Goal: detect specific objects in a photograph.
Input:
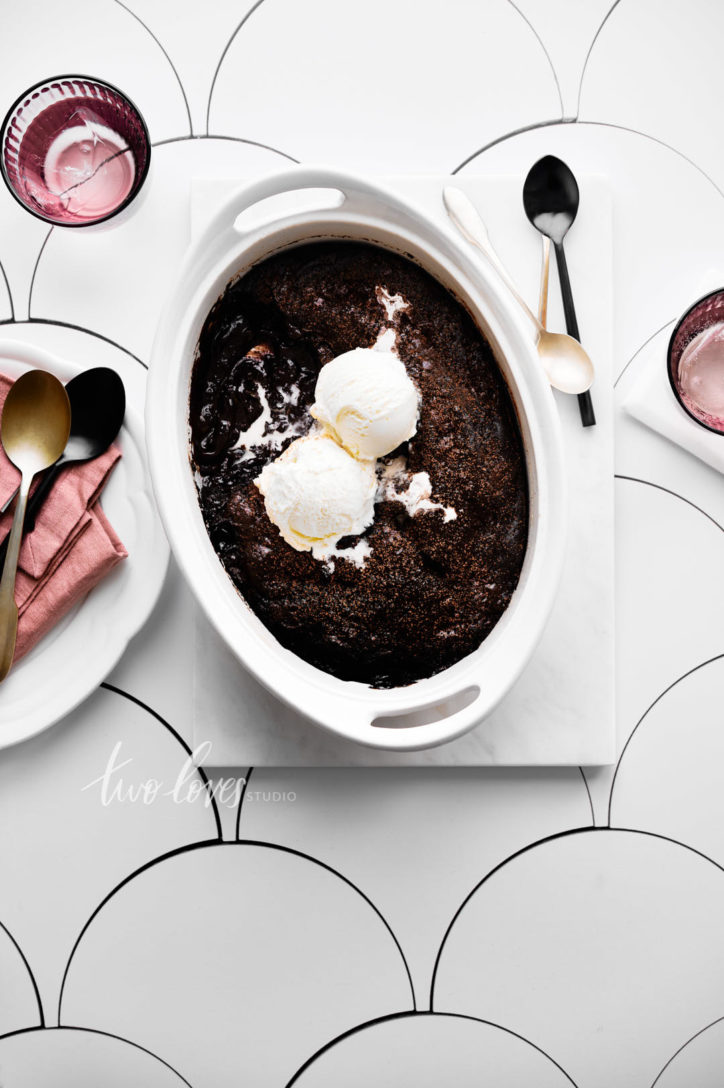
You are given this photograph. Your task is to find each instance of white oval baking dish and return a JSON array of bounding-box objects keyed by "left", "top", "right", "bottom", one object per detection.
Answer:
[{"left": 147, "top": 166, "right": 566, "bottom": 751}]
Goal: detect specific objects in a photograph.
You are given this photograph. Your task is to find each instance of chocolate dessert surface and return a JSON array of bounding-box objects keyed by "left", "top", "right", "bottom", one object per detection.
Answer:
[{"left": 189, "top": 241, "right": 528, "bottom": 688}]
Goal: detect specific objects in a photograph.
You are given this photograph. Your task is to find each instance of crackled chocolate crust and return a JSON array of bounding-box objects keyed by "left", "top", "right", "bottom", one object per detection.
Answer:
[{"left": 189, "top": 241, "right": 528, "bottom": 688}]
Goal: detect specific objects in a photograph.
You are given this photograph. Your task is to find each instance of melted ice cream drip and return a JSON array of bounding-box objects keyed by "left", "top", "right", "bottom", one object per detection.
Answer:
[
  {"left": 373, "top": 286, "right": 411, "bottom": 355},
  {"left": 231, "top": 383, "right": 306, "bottom": 459},
  {"left": 323, "top": 538, "right": 373, "bottom": 573},
  {"left": 376, "top": 285, "right": 410, "bottom": 321},
  {"left": 374, "top": 327, "right": 398, "bottom": 353},
  {"left": 378, "top": 457, "right": 457, "bottom": 522}
]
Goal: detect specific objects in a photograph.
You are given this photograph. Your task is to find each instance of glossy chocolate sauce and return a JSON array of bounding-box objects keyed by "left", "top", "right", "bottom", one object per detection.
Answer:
[{"left": 189, "top": 242, "right": 528, "bottom": 687}]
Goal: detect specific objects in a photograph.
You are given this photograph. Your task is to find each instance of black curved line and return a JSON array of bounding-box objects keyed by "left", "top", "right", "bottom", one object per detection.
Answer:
[
  {"left": 0, "top": 318, "right": 149, "bottom": 371},
  {"left": 24, "top": 221, "right": 147, "bottom": 371},
  {"left": 452, "top": 118, "right": 724, "bottom": 204},
  {"left": 506, "top": 0, "right": 564, "bottom": 119},
  {"left": 615, "top": 475, "right": 724, "bottom": 534},
  {"left": 606, "top": 653, "right": 724, "bottom": 827},
  {"left": 152, "top": 132, "right": 298, "bottom": 163},
  {"left": 583, "top": 120, "right": 724, "bottom": 200},
  {"left": 0, "top": 919, "right": 44, "bottom": 1028},
  {"left": 429, "top": 825, "right": 724, "bottom": 1011},
  {"left": 618, "top": 827, "right": 724, "bottom": 874},
  {"left": 58, "top": 839, "right": 217, "bottom": 1023},
  {"left": 238, "top": 839, "right": 416, "bottom": 1009},
  {"left": 205, "top": 0, "right": 269, "bottom": 136},
  {"left": 150, "top": 135, "right": 199, "bottom": 147},
  {"left": 452, "top": 117, "right": 567, "bottom": 174},
  {"left": 113, "top": 0, "right": 193, "bottom": 136},
  {"left": 285, "top": 1011, "right": 421, "bottom": 1086},
  {"left": 59, "top": 837, "right": 415, "bottom": 1023},
  {"left": 234, "top": 765, "right": 254, "bottom": 841},
  {"left": 650, "top": 1014, "right": 724, "bottom": 1087},
  {"left": 442, "top": 1013, "right": 579, "bottom": 1086},
  {"left": 614, "top": 317, "right": 675, "bottom": 388},
  {"left": 578, "top": 768, "right": 595, "bottom": 826},
  {"left": 285, "top": 1009, "right": 578, "bottom": 1087},
  {"left": 0, "top": 1024, "right": 194, "bottom": 1085},
  {"left": 0, "top": 1025, "right": 43, "bottom": 1041},
  {"left": 576, "top": 0, "right": 623, "bottom": 119},
  {"left": 200, "top": 134, "right": 299, "bottom": 163},
  {"left": 27, "top": 227, "right": 53, "bottom": 320},
  {"left": 0, "top": 257, "right": 14, "bottom": 322},
  {"left": 206, "top": 2, "right": 563, "bottom": 153},
  {"left": 101, "top": 682, "right": 223, "bottom": 841},
  {"left": 429, "top": 825, "right": 593, "bottom": 1008},
  {"left": 611, "top": 476, "right": 724, "bottom": 826}
]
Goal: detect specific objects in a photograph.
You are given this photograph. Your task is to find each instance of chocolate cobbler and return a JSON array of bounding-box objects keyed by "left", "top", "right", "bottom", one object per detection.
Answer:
[{"left": 189, "top": 241, "right": 528, "bottom": 688}]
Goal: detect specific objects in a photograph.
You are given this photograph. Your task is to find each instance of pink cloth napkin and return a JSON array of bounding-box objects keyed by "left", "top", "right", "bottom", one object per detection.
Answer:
[{"left": 0, "top": 373, "right": 127, "bottom": 663}]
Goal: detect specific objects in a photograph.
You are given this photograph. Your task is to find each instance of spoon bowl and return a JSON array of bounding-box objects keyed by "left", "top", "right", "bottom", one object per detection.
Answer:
[
  {"left": 0, "top": 370, "right": 70, "bottom": 679},
  {"left": 62, "top": 366, "right": 126, "bottom": 462},
  {"left": 538, "top": 330, "right": 595, "bottom": 395},
  {"left": 522, "top": 155, "right": 579, "bottom": 245},
  {"left": 2, "top": 370, "right": 70, "bottom": 474},
  {"left": 0, "top": 366, "right": 126, "bottom": 524}
]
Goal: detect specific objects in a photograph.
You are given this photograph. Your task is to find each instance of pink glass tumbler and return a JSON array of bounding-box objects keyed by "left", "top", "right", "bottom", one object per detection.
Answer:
[
  {"left": 1, "top": 76, "right": 150, "bottom": 227},
  {"left": 668, "top": 289, "right": 724, "bottom": 435}
]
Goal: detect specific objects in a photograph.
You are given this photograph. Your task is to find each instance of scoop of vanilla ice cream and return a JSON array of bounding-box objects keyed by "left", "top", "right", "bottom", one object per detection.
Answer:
[
  {"left": 311, "top": 348, "right": 419, "bottom": 460},
  {"left": 255, "top": 432, "right": 376, "bottom": 558}
]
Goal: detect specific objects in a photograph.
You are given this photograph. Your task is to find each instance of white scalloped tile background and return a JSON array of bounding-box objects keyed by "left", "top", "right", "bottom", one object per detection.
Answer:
[{"left": 2, "top": 2, "right": 724, "bottom": 1086}]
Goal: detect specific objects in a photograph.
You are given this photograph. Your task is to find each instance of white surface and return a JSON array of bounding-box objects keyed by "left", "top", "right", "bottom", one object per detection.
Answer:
[
  {"left": 60, "top": 844, "right": 413, "bottom": 1088},
  {"left": 207, "top": 0, "right": 561, "bottom": 170},
  {"left": 237, "top": 765, "right": 592, "bottom": 1004},
  {"left": 191, "top": 173, "right": 615, "bottom": 765},
  {"left": 433, "top": 829, "right": 724, "bottom": 1088},
  {"left": 579, "top": 0, "right": 724, "bottom": 191},
  {"left": 151, "top": 167, "right": 568, "bottom": 751},
  {"left": 0, "top": 340, "right": 169, "bottom": 748},
  {"left": 0, "top": 682, "right": 218, "bottom": 1019},
  {"left": 2, "top": 2, "right": 724, "bottom": 1086},
  {"left": 610, "top": 654, "right": 724, "bottom": 859}
]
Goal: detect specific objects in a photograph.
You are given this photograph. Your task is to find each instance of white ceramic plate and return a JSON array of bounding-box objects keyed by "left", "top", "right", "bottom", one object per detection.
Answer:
[{"left": 0, "top": 339, "right": 169, "bottom": 748}]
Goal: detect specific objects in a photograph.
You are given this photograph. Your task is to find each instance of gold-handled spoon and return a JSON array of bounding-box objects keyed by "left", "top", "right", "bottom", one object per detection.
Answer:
[
  {"left": 443, "top": 186, "right": 594, "bottom": 396},
  {"left": 0, "top": 370, "right": 70, "bottom": 681},
  {"left": 538, "top": 233, "right": 551, "bottom": 331}
]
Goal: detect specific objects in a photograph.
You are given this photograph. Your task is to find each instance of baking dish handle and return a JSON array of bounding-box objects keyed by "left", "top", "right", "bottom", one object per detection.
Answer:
[
  {"left": 317, "top": 683, "right": 496, "bottom": 752},
  {"left": 204, "top": 164, "right": 421, "bottom": 239}
]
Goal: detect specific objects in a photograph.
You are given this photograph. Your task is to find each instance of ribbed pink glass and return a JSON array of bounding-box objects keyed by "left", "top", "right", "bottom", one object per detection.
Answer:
[
  {"left": 668, "top": 289, "right": 724, "bottom": 435},
  {"left": 1, "top": 76, "right": 150, "bottom": 227}
]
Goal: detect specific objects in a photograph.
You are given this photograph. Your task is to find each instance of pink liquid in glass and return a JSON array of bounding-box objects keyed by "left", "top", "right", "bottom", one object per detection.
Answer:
[
  {"left": 677, "top": 322, "right": 724, "bottom": 428},
  {"left": 42, "top": 116, "right": 134, "bottom": 220}
]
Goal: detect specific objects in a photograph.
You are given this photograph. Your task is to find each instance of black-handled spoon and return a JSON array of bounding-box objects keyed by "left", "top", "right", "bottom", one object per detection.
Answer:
[
  {"left": 523, "top": 155, "right": 596, "bottom": 428},
  {"left": 0, "top": 367, "right": 125, "bottom": 564}
]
